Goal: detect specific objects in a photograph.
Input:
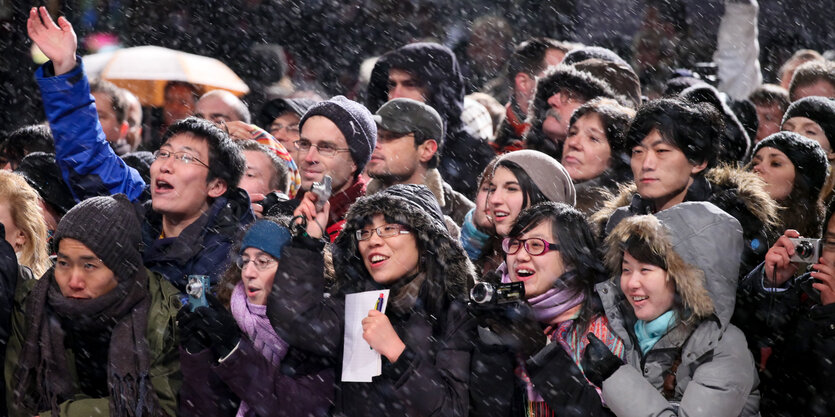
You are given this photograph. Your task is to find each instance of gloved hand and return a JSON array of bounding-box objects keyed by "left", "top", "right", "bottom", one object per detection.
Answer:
[
  {"left": 476, "top": 302, "right": 546, "bottom": 359},
  {"left": 581, "top": 333, "right": 624, "bottom": 387},
  {"left": 176, "top": 306, "right": 210, "bottom": 354},
  {"left": 186, "top": 294, "right": 242, "bottom": 360}
]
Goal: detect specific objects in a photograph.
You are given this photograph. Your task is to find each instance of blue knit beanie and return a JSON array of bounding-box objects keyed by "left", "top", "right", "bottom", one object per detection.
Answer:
[{"left": 240, "top": 219, "right": 292, "bottom": 259}]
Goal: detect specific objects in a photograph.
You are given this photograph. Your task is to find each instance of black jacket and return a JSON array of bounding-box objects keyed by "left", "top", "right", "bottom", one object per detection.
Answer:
[
  {"left": 366, "top": 43, "right": 494, "bottom": 198},
  {"left": 267, "top": 186, "right": 477, "bottom": 416}
]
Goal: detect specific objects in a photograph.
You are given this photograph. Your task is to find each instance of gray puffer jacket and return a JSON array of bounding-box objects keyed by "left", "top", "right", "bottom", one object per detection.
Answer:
[{"left": 597, "top": 202, "right": 760, "bottom": 416}]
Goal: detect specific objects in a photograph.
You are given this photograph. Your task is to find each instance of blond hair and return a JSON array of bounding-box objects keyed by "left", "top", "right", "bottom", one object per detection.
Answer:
[{"left": 0, "top": 171, "right": 49, "bottom": 277}]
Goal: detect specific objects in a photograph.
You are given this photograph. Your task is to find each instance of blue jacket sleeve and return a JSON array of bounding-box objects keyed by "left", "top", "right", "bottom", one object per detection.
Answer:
[{"left": 35, "top": 59, "right": 146, "bottom": 202}]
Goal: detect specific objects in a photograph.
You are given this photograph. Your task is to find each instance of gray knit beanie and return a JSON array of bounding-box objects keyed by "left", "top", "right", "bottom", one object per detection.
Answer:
[
  {"left": 497, "top": 150, "right": 577, "bottom": 206},
  {"left": 53, "top": 194, "right": 143, "bottom": 281},
  {"left": 299, "top": 95, "right": 378, "bottom": 174}
]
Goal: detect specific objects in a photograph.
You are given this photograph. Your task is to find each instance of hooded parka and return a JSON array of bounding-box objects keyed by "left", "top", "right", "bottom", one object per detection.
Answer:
[{"left": 598, "top": 202, "right": 760, "bottom": 416}]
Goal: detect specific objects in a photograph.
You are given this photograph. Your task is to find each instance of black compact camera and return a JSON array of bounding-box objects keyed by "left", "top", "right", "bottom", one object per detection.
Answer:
[
  {"left": 470, "top": 281, "right": 525, "bottom": 307},
  {"left": 790, "top": 238, "right": 821, "bottom": 264}
]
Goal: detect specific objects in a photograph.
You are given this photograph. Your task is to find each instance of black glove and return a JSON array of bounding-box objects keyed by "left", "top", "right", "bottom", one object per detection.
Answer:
[
  {"left": 476, "top": 302, "right": 546, "bottom": 359},
  {"left": 581, "top": 333, "right": 624, "bottom": 387},
  {"left": 186, "top": 294, "right": 242, "bottom": 360},
  {"left": 176, "top": 306, "right": 210, "bottom": 354}
]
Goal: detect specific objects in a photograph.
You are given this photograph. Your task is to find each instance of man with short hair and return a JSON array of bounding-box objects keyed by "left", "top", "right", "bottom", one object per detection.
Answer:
[
  {"left": 367, "top": 98, "right": 474, "bottom": 224},
  {"left": 237, "top": 140, "right": 290, "bottom": 218},
  {"left": 788, "top": 59, "right": 835, "bottom": 101},
  {"left": 749, "top": 84, "right": 791, "bottom": 143},
  {"left": 523, "top": 65, "right": 617, "bottom": 160},
  {"left": 6, "top": 194, "right": 181, "bottom": 416},
  {"left": 90, "top": 78, "right": 131, "bottom": 155},
  {"left": 493, "top": 37, "right": 571, "bottom": 153},
  {"left": 0, "top": 124, "right": 54, "bottom": 170},
  {"left": 195, "top": 89, "right": 251, "bottom": 124},
  {"left": 28, "top": 8, "right": 253, "bottom": 289},
  {"left": 257, "top": 97, "right": 318, "bottom": 162},
  {"left": 366, "top": 42, "right": 495, "bottom": 197}
]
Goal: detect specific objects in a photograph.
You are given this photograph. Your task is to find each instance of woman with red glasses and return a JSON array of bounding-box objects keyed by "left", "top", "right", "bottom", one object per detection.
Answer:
[{"left": 470, "top": 202, "right": 624, "bottom": 416}]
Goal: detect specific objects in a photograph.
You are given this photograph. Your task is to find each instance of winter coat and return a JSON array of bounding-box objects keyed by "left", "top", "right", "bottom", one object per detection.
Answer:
[
  {"left": 523, "top": 65, "right": 618, "bottom": 161},
  {"left": 0, "top": 231, "right": 20, "bottom": 416},
  {"left": 4, "top": 269, "right": 182, "bottom": 417},
  {"left": 366, "top": 43, "right": 495, "bottom": 198},
  {"left": 592, "top": 166, "right": 780, "bottom": 282},
  {"left": 179, "top": 342, "right": 334, "bottom": 417},
  {"left": 737, "top": 264, "right": 835, "bottom": 416},
  {"left": 598, "top": 202, "right": 760, "bottom": 417},
  {"left": 573, "top": 163, "right": 633, "bottom": 216},
  {"left": 140, "top": 188, "right": 255, "bottom": 291},
  {"left": 267, "top": 186, "right": 477, "bottom": 417},
  {"left": 365, "top": 168, "right": 475, "bottom": 226},
  {"left": 35, "top": 60, "right": 255, "bottom": 292}
]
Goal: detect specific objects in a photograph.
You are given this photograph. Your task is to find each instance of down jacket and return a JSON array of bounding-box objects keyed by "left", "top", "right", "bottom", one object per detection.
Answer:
[
  {"left": 267, "top": 184, "right": 477, "bottom": 416},
  {"left": 598, "top": 202, "right": 760, "bottom": 416}
]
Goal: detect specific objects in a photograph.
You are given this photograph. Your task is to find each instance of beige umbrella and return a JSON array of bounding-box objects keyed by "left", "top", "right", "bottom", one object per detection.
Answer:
[{"left": 90, "top": 45, "right": 249, "bottom": 106}]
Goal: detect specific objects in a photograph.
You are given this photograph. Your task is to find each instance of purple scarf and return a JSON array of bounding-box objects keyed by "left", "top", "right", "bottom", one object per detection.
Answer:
[
  {"left": 499, "top": 263, "right": 585, "bottom": 323},
  {"left": 230, "top": 282, "right": 290, "bottom": 417}
]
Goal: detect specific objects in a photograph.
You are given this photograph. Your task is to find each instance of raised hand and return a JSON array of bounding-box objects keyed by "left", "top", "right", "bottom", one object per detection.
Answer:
[
  {"left": 763, "top": 230, "right": 801, "bottom": 287},
  {"left": 293, "top": 191, "right": 330, "bottom": 239},
  {"left": 811, "top": 257, "right": 835, "bottom": 306},
  {"left": 26, "top": 6, "right": 77, "bottom": 76}
]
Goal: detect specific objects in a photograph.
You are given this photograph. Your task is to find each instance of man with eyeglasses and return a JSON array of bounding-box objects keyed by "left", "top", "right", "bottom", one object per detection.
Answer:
[
  {"left": 257, "top": 97, "right": 318, "bottom": 163},
  {"left": 281, "top": 95, "right": 376, "bottom": 242},
  {"left": 366, "top": 98, "right": 474, "bottom": 225},
  {"left": 523, "top": 64, "right": 617, "bottom": 160},
  {"left": 27, "top": 9, "right": 254, "bottom": 291}
]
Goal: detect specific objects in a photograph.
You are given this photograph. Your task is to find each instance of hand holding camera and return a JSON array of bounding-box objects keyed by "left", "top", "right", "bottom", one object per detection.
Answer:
[
  {"left": 472, "top": 282, "right": 545, "bottom": 358},
  {"left": 763, "top": 230, "right": 804, "bottom": 288},
  {"left": 293, "top": 175, "right": 331, "bottom": 239},
  {"left": 177, "top": 291, "right": 241, "bottom": 360}
]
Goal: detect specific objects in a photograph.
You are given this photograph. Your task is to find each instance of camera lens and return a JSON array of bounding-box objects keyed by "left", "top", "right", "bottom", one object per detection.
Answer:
[
  {"left": 470, "top": 283, "right": 493, "bottom": 304},
  {"left": 797, "top": 242, "right": 813, "bottom": 258}
]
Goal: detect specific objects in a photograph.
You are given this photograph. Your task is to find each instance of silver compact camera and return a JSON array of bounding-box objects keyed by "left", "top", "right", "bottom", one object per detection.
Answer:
[
  {"left": 790, "top": 238, "right": 821, "bottom": 264},
  {"left": 310, "top": 175, "right": 332, "bottom": 211}
]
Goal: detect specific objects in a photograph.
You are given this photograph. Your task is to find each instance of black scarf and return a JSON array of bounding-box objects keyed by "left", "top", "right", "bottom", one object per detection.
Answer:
[{"left": 12, "top": 267, "right": 165, "bottom": 417}]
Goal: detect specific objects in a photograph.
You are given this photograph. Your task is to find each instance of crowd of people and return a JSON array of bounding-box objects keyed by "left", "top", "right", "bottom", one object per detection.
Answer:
[{"left": 0, "top": 2, "right": 833, "bottom": 416}]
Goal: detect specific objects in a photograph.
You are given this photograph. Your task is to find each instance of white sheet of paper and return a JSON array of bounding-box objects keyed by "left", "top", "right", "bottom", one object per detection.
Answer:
[{"left": 341, "top": 289, "right": 390, "bottom": 382}]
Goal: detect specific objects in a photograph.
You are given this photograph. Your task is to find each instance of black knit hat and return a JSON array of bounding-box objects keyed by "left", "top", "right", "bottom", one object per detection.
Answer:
[
  {"left": 299, "top": 95, "right": 378, "bottom": 174},
  {"left": 121, "top": 151, "right": 155, "bottom": 184},
  {"left": 753, "top": 131, "right": 828, "bottom": 197},
  {"left": 53, "top": 194, "right": 142, "bottom": 281},
  {"left": 781, "top": 96, "right": 835, "bottom": 150},
  {"left": 14, "top": 152, "right": 75, "bottom": 216},
  {"left": 378, "top": 184, "right": 447, "bottom": 233}
]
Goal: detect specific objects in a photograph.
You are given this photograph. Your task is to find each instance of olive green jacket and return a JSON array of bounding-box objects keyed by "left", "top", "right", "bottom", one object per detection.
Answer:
[{"left": 5, "top": 269, "right": 182, "bottom": 417}]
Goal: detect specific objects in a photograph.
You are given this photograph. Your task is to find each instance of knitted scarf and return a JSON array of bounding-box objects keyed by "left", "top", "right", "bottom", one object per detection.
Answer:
[
  {"left": 230, "top": 282, "right": 289, "bottom": 417},
  {"left": 634, "top": 310, "right": 677, "bottom": 354},
  {"left": 500, "top": 265, "right": 585, "bottom": 323},
  {"left": 13, "top": 268, "right": 163, "bottom": 417}
]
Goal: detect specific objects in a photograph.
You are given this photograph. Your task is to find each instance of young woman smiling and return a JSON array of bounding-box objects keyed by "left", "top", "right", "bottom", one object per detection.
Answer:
[
  {"left": 586, "top": 202, "right": 760, "bottom": 416},
  {"left": 471, "top": 202, "right": 625, "bottom": 416},
  {"left": 267, "top": 184, "right": 477, "bottom": 416}
]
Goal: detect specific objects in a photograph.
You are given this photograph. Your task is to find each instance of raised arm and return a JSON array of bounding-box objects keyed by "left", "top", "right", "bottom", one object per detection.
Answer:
[{"left": 28, "top": 7, "right": 145, "bottom": 202}]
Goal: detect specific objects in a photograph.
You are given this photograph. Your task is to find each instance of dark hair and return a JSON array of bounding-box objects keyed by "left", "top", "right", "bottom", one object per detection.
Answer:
[
  {"left": 164, "top": 81, "right": 200, "bottom": 101},
  {"left": 618, "top": 234, "right": 687, "bottom": 320},
  {"left": 789, "top": 60, "right": 835, "bottom": 101},
  {"left": 570, "top": 97, "right": 636, "bottom": 156},
  {"left": 494, "top": 160, "right": 549, "bottom": 209},
  {"left": 749, "top": 84, "right": 790, "bottom": 112},
  {"left": 161, "top": 117, "right": 245, "bottom": 191},
  {"left": 0, "top": 125, "right": 55, "bottom": 169},
  {"left": 625, "top": 98, "right": 723, "bottom": 170},
  {"left": 412, "top": 130, "right": 440, "bottom": 168},
  {"left": 508, "top": 202, "right": 607, "bottom": 333},
  {"left": 90, "top": 78, "right": 128, "bottom": 123},
  {"left": 237, "top": 140, "right": 290, "bottom": 193},
  {"left": 507, "top": 37, "right": 570, "bottom": 81}
]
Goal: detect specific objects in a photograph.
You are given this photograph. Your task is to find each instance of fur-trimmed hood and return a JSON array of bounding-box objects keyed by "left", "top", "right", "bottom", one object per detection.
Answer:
[
  {"left": 331, "top": 184, "right": 475, "bottom": 303},
  {"left": 602, "top": 201, "right": 743, "bottom": 326},
  {"left": 523, "top": 65, "right": 618, "bottom": 159}
]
